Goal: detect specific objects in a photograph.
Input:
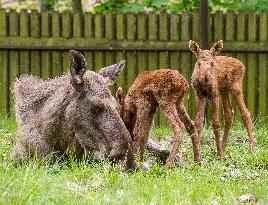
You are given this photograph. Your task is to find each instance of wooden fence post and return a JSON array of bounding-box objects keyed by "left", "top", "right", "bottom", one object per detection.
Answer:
[{"left": 200, "top": 0, "right": 208, "bottom": 49}]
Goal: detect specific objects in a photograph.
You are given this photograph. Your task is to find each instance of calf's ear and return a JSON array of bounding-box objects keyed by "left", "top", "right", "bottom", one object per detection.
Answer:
[
  {"left": 189, "top": 40, "right": 201, "bottom": 57},
  {"left": 210, "top": 40, "right": 223, "bottom": 56},
  {"left": 69, "top": 50, "right": 86, "bottom": 84},
  {"left": 98, "top": 60, "right": 126, "bottom": 85},
  {"left": 116, "top": 87, "right": 125, "bottom": 106}
]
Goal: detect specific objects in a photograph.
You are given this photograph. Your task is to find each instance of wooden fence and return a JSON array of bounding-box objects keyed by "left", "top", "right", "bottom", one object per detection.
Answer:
[{"left": 0, "top": 10, "right": 267, "bottom": 125}]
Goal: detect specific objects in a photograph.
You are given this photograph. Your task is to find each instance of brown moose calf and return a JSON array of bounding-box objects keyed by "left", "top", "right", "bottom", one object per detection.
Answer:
[
  {"left": 116, "top": 69, "right": 201, "bottom": 167},
  {"left": 189, "top": 40, "right": 256, "bottom": 157},
  {"left": 12, "top": 50, "right": 135, "bottom": 169}
]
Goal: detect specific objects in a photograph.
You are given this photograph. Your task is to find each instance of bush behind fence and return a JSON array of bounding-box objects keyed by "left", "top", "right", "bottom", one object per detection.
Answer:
[{"left": 0, "top": 10, "right": 267, "bottom": 125}]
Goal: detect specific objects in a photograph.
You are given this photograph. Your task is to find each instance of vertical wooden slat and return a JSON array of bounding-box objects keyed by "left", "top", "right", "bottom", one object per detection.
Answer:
[
  {"left": 180, "top": 13, "right": 191, "bottom": 117},
  {"left": 95, "top": 13, "right": 103, "bottom": 40},
  {"left": 105, "top": 13, "right": 113, "bottom": 40},
  {"left": 51, "top": 11, "right": 61, "bottom": 77},
  {"left": 0, "top": 51, "right": 8, "bottom": 113},
  {"left": 137, "top": 13, "right": 146, "bottom": 40},
  {"left": 170, "top": 14, "right": 179, "bottom": 41},
  {"left": 62, "top": 11, "right": 72, "bottom": 38},
  {"left": 126, "top": 14, "right": 137, "bottom": 91},
  {"left": 159, "top": 12, "right": 168, "bottom": 41},
  {"left": 236, "top": 13, "right": 247, "bottom": 122},
  {"left": 19, "top": 10, "right": 30, "bottom": 75},
  {"left": 116, "top": 14, "right": 126, "bottom": 92},
  {"left": 62, "top": 11, "right": 72, "bottom": 73},
  {"left": 73, "top": 12, "right": 82, "bottom": 37},
  {"left": 84, "top": 13, "right": 93, "bottom": 38},
  {"left": 258, "top": 12, "right": 267, "bottom": 118},
  {"left": 41, "top": 11, "right": 50, "bottom": 79},
  {"left": 148, "top": 12, "right": 158, "bottom": 41},
  {"left": 0, "top": 10, "right": 8, "bottom": 113},
  {"left": 94, "top": 13, "right": 104, "bottom": 71},
  {"left": 30, "top": 10, "right": 41, "bottom": 77},
  {"left": 105, "top": 14, "right": 116, "bottom": 92},
  {"left": 247, "top": 12, "right": 257, "bottom": 119},
  {"left": 214, "top": 11, "right": 224, "bottom": 41},
  {"left": 9, "top": 10, "right": 20, "bottom": 112},
  {"left": 169, "top": 13, "right": 180, "bottom": 77}
]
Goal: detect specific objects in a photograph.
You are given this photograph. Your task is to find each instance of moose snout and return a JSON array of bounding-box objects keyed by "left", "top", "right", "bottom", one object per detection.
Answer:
[{"left": 200, "top": 74, "right": 211, "bottom": 83}]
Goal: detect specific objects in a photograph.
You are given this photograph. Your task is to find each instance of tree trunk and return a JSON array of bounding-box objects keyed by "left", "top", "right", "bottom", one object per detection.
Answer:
[{"left": 72, "top": 0, "right": 83, "bottom": 12}]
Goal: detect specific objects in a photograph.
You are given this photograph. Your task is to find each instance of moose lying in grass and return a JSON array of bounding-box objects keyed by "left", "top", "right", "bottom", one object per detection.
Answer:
[
  {"left": 11, "top": 50, "right": 136, "bottom": 169},
  {"left": 11, "top": 50, "right": 173, "bottom": 169}
]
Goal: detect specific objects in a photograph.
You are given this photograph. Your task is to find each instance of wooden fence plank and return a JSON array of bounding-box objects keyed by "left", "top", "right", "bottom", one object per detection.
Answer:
[
  {"left": 19, "top": 10, "right": 30, "bottom": 76},
  {"left": 214, "top": 11, "right": 224, "bottom": 41},
  {"left": 258, "top": 13, "right": 268, "bottom": 118},
  {"left": 9, "top": 10, "right": 20, "bottom": 112},
  {"left": 115, "top": 14, "right": 126, "bottom": 92},
  {"left": 137, "top": 13, "right": 146, "bottom": 40},
  {"left": 236, "top": 13, "right": 247, "bottom": 122},
  {"left": 51, "top": 11, "right": 61, "bottom": 77},
  {"left": 62, "top": 11, "right": 72, "bottom": 38},
  {"left": 247, "top": 12, "right": 257, "bottom": 119},
  {"left": 41, "top": 11, "right": 51, "bottom": 79},
  {"left": 0, "top": 10, "right": 8, "bottom": 113},
  {"left": 73, "top": 12, "right": 82, "bottom": 37},
  {"left": 30, "top": 10, "right": 41, "bottom": 77},
  {"left": 180, "top": 13, "right": 192, "bottom": 117},
  {"left": 84, "top": 13, "right": 94, "bottom": 38},
  {"left": 126, "top": 14, "right": 137, "bottom": 90},
  {"left": 116, "top": 13, "right": 124, "bottom": 40},
  {"left": 170, "top": 13, "right": 179, "bottom": 41}
]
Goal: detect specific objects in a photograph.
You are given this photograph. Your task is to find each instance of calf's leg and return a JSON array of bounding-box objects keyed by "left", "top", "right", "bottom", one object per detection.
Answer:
[
  {"left": 177, "top": 102, "right": 201, "bottom": 164},
  {"left": 231, "top": 84, "right": 256, "bottom": 153},
  {"left": 158, "top": 101, "right": 184, "bottom": 167},
  {"left": 220, "top": 90, "right": 234, "bottom": 152}
]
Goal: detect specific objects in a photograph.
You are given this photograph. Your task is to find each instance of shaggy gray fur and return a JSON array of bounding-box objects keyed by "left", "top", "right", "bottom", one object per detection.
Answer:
[{"left": 11, "top": 50, "right": 135, "bottom": 169}]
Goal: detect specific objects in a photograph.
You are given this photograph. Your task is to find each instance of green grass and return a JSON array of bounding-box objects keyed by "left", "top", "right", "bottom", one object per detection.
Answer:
[{"left": 0, "top": 115, "right": 267, "bottom": 205}]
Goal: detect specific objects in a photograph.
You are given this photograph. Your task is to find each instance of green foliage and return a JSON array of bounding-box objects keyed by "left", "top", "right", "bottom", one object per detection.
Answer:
[
  {"left": 92, "top": 0, "right": 268, "bottom": 13},
  {"left": 210, "top": 0, "right": 268, "bottom": 12}
]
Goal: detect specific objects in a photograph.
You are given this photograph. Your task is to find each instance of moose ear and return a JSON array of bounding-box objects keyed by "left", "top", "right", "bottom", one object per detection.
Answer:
[
  {"left": 210, "top": 40, "right": 223, "bottom": 56},
  {"left": 98, "top": 60, "right": 126, "bottom": 85},
  {"left": 189, "top": 40, "right": 201, "bottom": 57},
  {"left": 69, "top": 50, "right": 86, "bottom": 84}
]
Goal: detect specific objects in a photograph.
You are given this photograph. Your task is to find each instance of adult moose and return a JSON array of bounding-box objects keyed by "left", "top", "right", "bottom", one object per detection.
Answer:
[
  {"left": 189, "top": 40, "right": 256, "bottom": 157},
  {"left": 11, "top": 50, "right": 135, "bottom": 169}
]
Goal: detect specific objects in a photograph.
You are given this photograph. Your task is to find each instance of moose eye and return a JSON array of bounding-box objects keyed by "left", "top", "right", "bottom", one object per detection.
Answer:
[
  {"left": 91, "top": 104, "right": 104, "bottom": 115},
  {"left": 198, "top": 62, "right": 201, "bottom": 66}
]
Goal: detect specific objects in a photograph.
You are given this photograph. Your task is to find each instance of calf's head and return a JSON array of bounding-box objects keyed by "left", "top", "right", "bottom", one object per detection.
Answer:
[
  {"left": 189, "top": 40, "right": 223, "bottom": 82},
  {"left": 68, "top": 50, "right": 134, "bottom": 169}
]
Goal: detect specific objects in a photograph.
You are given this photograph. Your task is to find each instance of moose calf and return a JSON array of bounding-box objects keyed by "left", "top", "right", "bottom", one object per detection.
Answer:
[
  {"left": 116, "top": 69, "right": 201, "bottom": 167},
  {"left": 189, "top": 40, "right": 256, "bottom": 157},
  {"left": 12, "top": 50, "right": 135, "bottom": 169}
]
